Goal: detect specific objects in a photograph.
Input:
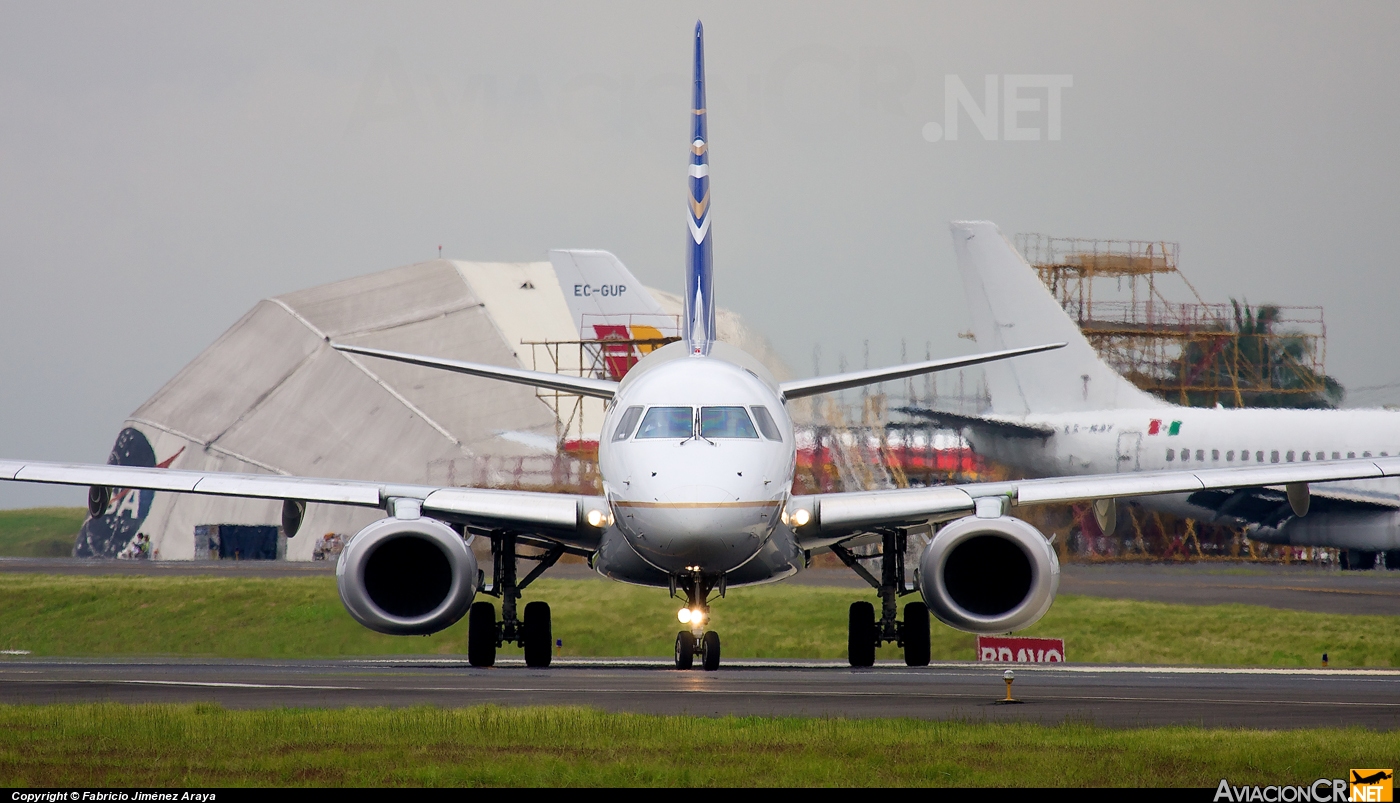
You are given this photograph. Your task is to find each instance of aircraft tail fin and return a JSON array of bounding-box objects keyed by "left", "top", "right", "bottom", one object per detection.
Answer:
[
  {"left": 548, "top": 249, "right": 675, "bottom": 340},
  {"left": 950, "top": 220, "right": 1169, "bottom": 415},
  {"left": 684, "top": 21, "right": 716, "bottom": 356}
]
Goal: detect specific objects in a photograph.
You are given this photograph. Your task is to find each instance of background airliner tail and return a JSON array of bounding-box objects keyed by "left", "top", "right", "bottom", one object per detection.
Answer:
[
  {"left": 548, "top": 249, "right": 676, "bottom": 341},
  {"left": 951, "top": 220, "right": 1168, "bottom": 415},
  {"left": 685, "top": 21, "right": 716, "bottom": 356}
]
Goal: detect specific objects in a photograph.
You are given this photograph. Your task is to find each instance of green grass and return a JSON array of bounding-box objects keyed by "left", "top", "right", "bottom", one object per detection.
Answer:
[
  {"left": 0, "top": 574, "right": 1396, "bottom": 666},
  {"left": 0, "top": 704, "right": 1392, "bottom": 786},
  {"left": 0, "top": 508, "right": 80, "bottom": 557}
]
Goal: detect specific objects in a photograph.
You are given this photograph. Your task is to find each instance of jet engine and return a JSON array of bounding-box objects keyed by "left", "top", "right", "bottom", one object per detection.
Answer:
[
  {"left": 917, "top": 515, "right": 1059, "bottom": 634},
  {"left": 336, "top": 516, "right": 478, "bottom": 636}
]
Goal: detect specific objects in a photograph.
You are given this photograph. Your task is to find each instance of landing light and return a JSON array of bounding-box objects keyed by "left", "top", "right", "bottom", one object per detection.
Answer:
[
  {"left": 678, "top": 608, "right": 692, "bottom": 624},
  {"left": 791, "top": 508, "right": 811, "bottom": 527},
  {"left": 586, "top": 509, "right": 611, "bottom": 528}
]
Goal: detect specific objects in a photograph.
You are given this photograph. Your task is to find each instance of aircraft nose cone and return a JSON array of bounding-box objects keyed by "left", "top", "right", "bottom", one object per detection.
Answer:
[
  {"left": 662, "top": 485, "right": 730, "bottom": 505},
  {"left": 616, "top": 486, "right": 776, "bottom": 574}
]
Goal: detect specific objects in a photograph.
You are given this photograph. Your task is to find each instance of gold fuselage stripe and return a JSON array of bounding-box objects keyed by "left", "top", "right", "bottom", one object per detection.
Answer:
[{"left": 613, "top": 500, "right": 780, "bottom": 509}]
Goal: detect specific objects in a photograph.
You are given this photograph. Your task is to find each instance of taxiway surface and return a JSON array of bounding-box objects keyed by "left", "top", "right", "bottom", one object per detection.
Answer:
[{"left": 2, "top": 657, "right": 1397, "bottom": 729}]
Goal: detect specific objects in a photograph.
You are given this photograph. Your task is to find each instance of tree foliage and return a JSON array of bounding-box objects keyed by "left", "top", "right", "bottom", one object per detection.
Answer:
[{"left": 1174, "top": 300, "right": 1344, "bottom": 409}]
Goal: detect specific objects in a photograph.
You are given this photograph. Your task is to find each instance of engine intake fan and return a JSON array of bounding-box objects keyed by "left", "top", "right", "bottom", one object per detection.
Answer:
[
  {"left": 918, "top": 515, "right": 1059, "bottom": 634},
  {"left": 336, "top": 516, "right": 478, "bottom": 635}
]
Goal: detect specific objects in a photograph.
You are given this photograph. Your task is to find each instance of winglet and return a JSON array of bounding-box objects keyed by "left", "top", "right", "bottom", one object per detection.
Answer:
[{"left": 685, "top": 21, "right": 716, "bottom": 356}]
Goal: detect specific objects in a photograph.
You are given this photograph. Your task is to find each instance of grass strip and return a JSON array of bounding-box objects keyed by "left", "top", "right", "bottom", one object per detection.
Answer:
[
  {"left": 0, "top": 574, "right": 1396, "bottom": 666},
  {"left": 0, "top": 703, "right": 1393, "bottom": 786},
  {"left": 0, "top": 508, "right": 81, "bottom": 557}
]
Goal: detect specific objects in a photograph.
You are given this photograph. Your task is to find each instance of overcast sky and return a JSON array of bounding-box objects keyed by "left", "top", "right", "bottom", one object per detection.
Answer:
[{"left": 3, "top": 1, "right": 1399, "bottom": 507}]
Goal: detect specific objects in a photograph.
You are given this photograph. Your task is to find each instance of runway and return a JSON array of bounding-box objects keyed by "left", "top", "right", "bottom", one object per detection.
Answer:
[{"left": 2, "top": 656, "right": 1397, "bottom": 729}]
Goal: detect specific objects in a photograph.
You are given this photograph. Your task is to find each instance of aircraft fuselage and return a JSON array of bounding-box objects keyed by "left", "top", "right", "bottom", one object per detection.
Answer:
[
  {"left": 969, "top": 406, "right": 1400, "bottom": 550},
  {"left": 597, "top": 342, "right": 798, "bottom": 581}
]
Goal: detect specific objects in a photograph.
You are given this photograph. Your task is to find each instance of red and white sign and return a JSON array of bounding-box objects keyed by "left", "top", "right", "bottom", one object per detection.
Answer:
[{"left": 976, "top": 636, "right": 1065, "bottom": 663}]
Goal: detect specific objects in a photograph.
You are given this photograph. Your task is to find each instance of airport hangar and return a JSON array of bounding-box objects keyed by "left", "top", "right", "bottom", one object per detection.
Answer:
[{"left": 75, "top": 256, "right": 792, "bottom": 561}]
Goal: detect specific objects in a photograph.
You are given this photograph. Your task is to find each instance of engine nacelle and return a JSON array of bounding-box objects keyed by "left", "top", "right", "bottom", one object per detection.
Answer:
[
  {"left": 918, "top": 515, "right": 1059, "bottom": 634},
  {"left": 336, "top": 516, "right": 478, "bottom": 636}
]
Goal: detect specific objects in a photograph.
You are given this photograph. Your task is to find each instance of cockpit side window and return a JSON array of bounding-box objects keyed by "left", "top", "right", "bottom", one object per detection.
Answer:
[
  {"left": 635, "top": 407, "right": 694, "bottom": 439},
  {"left": 749, "top": 405, "right": 782, "bottom": 441},
  {"left": 612, "top": 406, "right": 644, "bottom": 442},
  {"left": 700, "top": 406, "right": 759, "bottom": 439}
]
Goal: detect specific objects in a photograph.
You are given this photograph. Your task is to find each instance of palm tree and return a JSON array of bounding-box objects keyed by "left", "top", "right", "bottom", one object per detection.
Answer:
[{"left": 1173, "top": 301, "right": 1343, "bottom": 409}]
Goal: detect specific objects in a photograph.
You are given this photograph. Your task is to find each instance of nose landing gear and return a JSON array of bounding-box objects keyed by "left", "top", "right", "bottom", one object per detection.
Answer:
[
  {"left": 833, "top": 528, "right": 931, "bottom": 668},
  {"left": 672, "top": 573, "right": 723, "bottom": 670}
]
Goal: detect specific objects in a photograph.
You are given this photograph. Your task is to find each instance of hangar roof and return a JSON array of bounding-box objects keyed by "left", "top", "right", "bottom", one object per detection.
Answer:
[{"left": 129, "top": 258, "right": 793, "bottom": 484}]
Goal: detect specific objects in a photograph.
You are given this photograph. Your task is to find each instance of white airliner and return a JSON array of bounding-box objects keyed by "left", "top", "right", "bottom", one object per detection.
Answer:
[
  {"left": 916, "top": 221, "right": 1400, "bottom": 569},
  {"left": 4, "top": 25, "right": 1399, "bottom": 670}
]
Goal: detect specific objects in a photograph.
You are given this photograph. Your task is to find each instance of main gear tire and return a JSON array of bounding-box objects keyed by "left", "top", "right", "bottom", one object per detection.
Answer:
[
  {"left": 523, "top": 600, "right": 553, "bottom": 668},
  {"left": 468, "top": 601, "right": 497, "bottom": 668},
  {"left": 902, "top": 601, "right": 931, "bottom": 667},
  {"left": 848, "top": 601, "right": 876, "bottom": 667}
]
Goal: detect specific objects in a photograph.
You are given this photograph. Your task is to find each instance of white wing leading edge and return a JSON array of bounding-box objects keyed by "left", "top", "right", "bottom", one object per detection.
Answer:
[
  {"left": 778, "top": 343, "right": 1066, "bottom": 399},
  {"left": 786, "top": 456, "right": 1400, "bottom": 545},
  {"left": 0, "top": 459, "right": 610, "bottom": 545},
  {"left": 332, "top": 344, "right": 619, "bottom": 400},
  {"left": 7, "top": 454, "right": 1395, "bottom": 550}
]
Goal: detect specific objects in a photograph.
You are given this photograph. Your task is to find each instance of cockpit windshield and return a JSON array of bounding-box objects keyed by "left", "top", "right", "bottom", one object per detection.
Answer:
[
  {"left": 700, "top": 406, "right": 759, "bottom": 439},
  {"left": 749, "top": 405, "right": 782, "bottom": 441},
  {"left": 612, "top": 406, "right": 644, "bottom": 442},
  {"left": 635, "top": 407, "right": 694, "bottom": 439}
]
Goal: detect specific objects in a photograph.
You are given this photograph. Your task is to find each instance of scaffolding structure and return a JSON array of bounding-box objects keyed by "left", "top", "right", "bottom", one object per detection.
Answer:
[
  {"left": 1007, "top": 233, "right": 1339, "bottom": 563},
  {"left": 798, "top": 363, "right": 995, "bottom": 497},
  {"left": 523, "top": 315, "right": 681, "bottom": 455},
  {"left": 1016, "top": 234, "right": 1331, "bottom": 408}
]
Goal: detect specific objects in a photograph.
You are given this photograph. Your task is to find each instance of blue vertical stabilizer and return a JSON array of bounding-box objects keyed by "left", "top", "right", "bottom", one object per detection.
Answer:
[{"left": 685, "top": 21, "right": 716, "bottom": 355}]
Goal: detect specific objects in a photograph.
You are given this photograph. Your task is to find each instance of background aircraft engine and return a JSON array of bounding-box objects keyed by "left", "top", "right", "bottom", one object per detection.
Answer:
[
  {"left": 918, "top": 515, "right": 1059, "bottom": 634},
  {"left": 336, "top": 516, "right": 478, "bottom": 636}
]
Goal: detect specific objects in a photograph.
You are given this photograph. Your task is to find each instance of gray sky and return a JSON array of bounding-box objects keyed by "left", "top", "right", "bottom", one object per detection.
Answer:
[{"left": 3, "top": 1, "right": 1399, "bottom": 508}]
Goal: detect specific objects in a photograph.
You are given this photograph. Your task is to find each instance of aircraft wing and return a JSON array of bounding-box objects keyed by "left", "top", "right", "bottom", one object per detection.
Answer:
[
  {"left": 1187, "top": 483, "right": 1400, "bottom": 528},
  {"left": 893, "top": 406, "right": 1055, "bottom": 439},
  {"left": 790, "top": 456, "right": 1400, "bottom": 543},
  {"left": 0, "top": 459, "right": 607, "bottom": 541},
  {"left": 333, "top": 344, "right": 619, "bottom": 400},
  {"left": 777, "top": 343, "right": 1065, "bottom": 399}
]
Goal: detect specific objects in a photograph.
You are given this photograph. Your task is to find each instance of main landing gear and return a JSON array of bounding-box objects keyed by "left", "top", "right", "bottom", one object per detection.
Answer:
[
  {"left": 832, "top": 528, "right": 931, "bottom": 668},
  {"left": 467, "top": 531, "right": 565, "bottom": 669},
  {"left": 673, "top": 573, "right": 724, "bottom": 671}
]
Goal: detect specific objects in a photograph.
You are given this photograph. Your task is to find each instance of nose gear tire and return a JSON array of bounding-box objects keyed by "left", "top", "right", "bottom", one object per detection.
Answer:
[
  {"left": 523, "top": 600, "right": 553, "bottom": 668},
  {"left": 701, "top": 630, "right": 721, "bottom": 671},
  {"left": 468, "top": 601, "right": 497, "bottom": 667},
  {"left": 902, "top": 601, "right": 931, "bottom": 666},
  {"left": 848, "top": 601, "right": 876, "bottom": 667},
  {"left": 674, "top": 631, "right": 695, "bottom": 669}
]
